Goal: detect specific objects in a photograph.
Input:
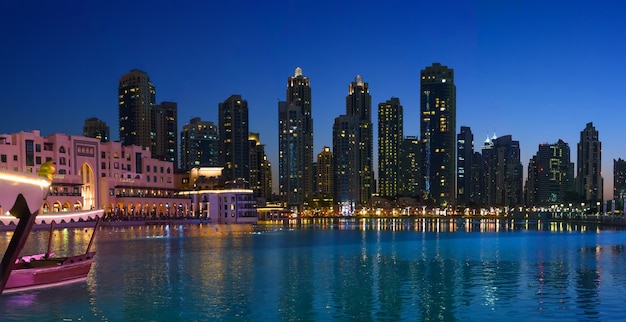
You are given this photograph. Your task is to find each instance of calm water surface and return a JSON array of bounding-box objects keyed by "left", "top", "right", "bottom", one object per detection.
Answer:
[{"left": 1, "top": 218, "right": 626, "bottom": 321}]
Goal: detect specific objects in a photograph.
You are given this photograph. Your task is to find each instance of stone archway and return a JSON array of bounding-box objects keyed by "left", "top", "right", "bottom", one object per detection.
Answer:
[{"left": 80, "top": 162, "right": 96, "bottom": 210}]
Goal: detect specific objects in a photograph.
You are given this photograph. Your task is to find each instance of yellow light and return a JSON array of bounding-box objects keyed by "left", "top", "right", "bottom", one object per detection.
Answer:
[{"left": 0, "top": 172, "right": 51, "bottom": 189}]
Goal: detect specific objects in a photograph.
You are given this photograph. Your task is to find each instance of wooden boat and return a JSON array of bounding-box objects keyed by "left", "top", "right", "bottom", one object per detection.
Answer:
[{"left": 0, "top": 209, "right": 103, "bottom": 294}]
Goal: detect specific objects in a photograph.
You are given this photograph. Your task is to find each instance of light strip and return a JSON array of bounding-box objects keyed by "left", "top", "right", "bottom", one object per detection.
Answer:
[{"left": 0, "top": 172, "right": 51, "bottom": 189}]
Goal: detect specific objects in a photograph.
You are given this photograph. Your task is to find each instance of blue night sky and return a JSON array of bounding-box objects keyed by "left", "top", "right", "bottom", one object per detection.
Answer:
[{"left": 1, "top": 1, "right": 625, "bottom": 199}]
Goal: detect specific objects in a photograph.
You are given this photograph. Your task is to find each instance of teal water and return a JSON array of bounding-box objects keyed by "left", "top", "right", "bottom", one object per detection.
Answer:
[{"left": 1, "top": 218, "right": 626, "bottom": 321}]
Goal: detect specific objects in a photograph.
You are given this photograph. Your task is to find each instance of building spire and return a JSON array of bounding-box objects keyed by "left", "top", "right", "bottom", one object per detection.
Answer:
[{"left": 295, "top": 67, "right": 302, "bottom": 77}]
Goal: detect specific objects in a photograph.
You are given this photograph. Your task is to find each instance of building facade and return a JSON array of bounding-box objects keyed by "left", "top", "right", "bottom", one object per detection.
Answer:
[
  {"left": 420, "top": 63, "right": 456, "bottom": 207},
  {"left": 333, "top": 115, "right": 359, "bottom": 214},
  {"left": 614, "top": 158, "right": 626, "bottom": 210},
  {"left": 0, "top": 130, "right": 190, "bottom": 218},
  {"left": 218, "top": 95, "right": 249, "bottom": 185},
  {"left": 377, "top": 98, "right": 403, "bottom": 198}
]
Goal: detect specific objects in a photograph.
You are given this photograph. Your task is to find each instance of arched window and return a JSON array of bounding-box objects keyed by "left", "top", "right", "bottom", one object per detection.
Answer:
[
  {"left": 59, "top": 157, "right": 66, "bottom": 165},
  {"left": 59, "top": 146, "right": 66, "bottom": 153},
  {"left": 58, "top": 169, "right": 67, "bottom": 174}
]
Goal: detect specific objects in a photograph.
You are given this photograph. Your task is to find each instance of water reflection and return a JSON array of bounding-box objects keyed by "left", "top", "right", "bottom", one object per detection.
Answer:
[{"left": 1, "top": 219, "right": 626, "bottom": 321}]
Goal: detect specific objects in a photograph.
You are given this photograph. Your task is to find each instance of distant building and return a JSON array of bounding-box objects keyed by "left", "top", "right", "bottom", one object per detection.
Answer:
[
  {"left": 576, "top": 122, "right": 603, "bottom": 205},
  {"left": 118, "top": 69, "right": 156, "bottom": 149},
  {"left": 153, "top": 101, "right": 178, "bottom": 167},
  {"left": 180, "top": 117, "right": 218, "bottom": 171},
  {"left": 420, "top": 63, "right": 456, "bottom": 207},
  {"left": 178, "top": 166, "right": 257, "bottom": 224},
  {"left": 614, "top": 158, "right": 626, "bottom": 209},
  {"left": 249, "top": 132, "right": 271, "bottom": 203},
  {"left": 377, "top": 98, "right": 403, "bottom": 198},
  {"left": 83, "top": 117, "right": 110, "bottom": 143},
  {"left": 218, "top": 95, "right": 249, "bottom": 185},
  {"left": 526, "top": 140, "right": 574, "bottom": 206},
  {"left": 481, "top": 135, "right": 523, "bottom": 208},
  {"left": 456, "top": 126, "right": 473, "bottom": 207},
  {"left": 286, "top": 67, "right": 314, "bottom": 202},
  {"left": 316, "top": 146, "right": 333, "bottom": 197},
  {"left": 400, "top": 136, "right": 420, "bottom": 197}
]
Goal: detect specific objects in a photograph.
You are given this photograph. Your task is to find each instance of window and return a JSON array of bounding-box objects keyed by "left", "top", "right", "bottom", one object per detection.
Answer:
[
  {"left": 13, "top": 155, "right": 17, "bottom": 161},
  {"left": 1, "top": 154, "right": 6, "bottom": 162},
  {"left": 160, "top": 167, "right": 164, "bottom": 173},
  {"left": 147, "top": 176, "right": 150, "bottom": 182},
  {"left": 59, "top": 157, "right": 66, "bottom": 165},
  {"left": 101, "top": 162, "right": 106, "bottom": 170},
  {"left": 146, "top": 165, "right": 150, "bottom": 172},
  {"left": 35, "top": 144, "right": 41, "bottom": 152},
  {"left": 101, "top": 152, "right": 106, "bottom": 158},
  {"left": 36, "top": 156, "right": 41, "bottom": 165}
]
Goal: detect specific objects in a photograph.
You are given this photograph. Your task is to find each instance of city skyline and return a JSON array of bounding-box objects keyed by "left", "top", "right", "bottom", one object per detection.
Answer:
[{"left": 1, "top": 1, "right": 625, "bottom": 200}]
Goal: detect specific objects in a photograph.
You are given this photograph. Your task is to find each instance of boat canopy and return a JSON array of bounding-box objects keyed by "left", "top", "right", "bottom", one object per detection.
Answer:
[{"left": 0, "top": 209, "right": 104, "bottom": 226}]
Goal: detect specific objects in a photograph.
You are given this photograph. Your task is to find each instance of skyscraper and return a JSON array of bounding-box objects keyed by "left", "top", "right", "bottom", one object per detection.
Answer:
[
  {"left": 346, "top": 75, "right": 373, "bottom": 206},
  {"left": 526, "top": 140, "right": 574, "bottom": 206},
  {"left": 400, "top": 136, "right": 420, "bottom": 197},
  {"left": 377, "top": 98, "right": 403, "bottom": 198},
  {"left": 249, "top": 132, "right": 270, "bottom": 201},
  {"left": 482, "top": 135, "right": 523, "bottom": 207},
  {"left": 333, "top": 114, "right": 359, "bottom": 212},
  {"left": 83, "top": 117, "right": 109, "bottom": 143},
  {"left": 286, "top": 67, "right": 314, "bottom": 202},
  {"left": 576, "top": 122, "right": 603, "bottom": 205},
  {"left": 317, "top": 146, "right": 333, "bottom": 197},
  {"left": 180, "top": 117, "right": 218, "bottom": 171},
  {"left": 153, "top": 101, "right": 178, "bottom": 167},
  {"left": 457, "top": 126, "right": 474, "bottom": 207},
  {"left": 278, "top": 101, "right": 305, "bottom": 207},
  {"left": 118, "top": 69, "right": 156, "bottom": 149},
  {"left": 218, "top": 95, "right": 249, "bottom": 185},
  {"left": 614, "top": 158, "right": 626, "bottom": 209},
  {"left": 420, "top": 63, "right": 456, "bottom": 207}
]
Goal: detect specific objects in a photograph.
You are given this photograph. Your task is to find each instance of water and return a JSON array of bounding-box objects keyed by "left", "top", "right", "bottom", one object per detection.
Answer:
[{"left": 1, "top": 218, "right": 626, "bottom": 321}]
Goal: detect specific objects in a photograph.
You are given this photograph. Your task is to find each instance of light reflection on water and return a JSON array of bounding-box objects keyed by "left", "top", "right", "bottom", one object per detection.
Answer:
[{"left": 1, "top": 218, "right": 626, "bottom": 321}]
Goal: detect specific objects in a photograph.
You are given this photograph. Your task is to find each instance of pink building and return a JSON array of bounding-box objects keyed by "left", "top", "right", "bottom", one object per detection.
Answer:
[{"left": 0, "top": 131, "right": 191, "bottom": 219}]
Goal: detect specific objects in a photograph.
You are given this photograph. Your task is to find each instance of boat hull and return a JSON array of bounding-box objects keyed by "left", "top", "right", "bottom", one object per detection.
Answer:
[{"left": 3, "top": 252, "right": 95, "bottom": 293}]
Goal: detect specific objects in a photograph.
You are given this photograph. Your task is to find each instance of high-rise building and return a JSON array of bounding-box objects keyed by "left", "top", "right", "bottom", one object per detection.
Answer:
[
  {"left": 377, "top": 98, "right": 403, "bottom": 198},
  {"left": 180, "top": 117, "right": 218, "bottom": 171},
  {"left": 614, "top": 158, "right": 626, "bottom": 209},
  {"left": 153, "top": 101, "right": 178, "bottom": 167},
  {"left": 316, "top": 146, "right": 333, "bottom": 197},
  {"left": 249, "top": 132, "right": 271, "bottom": 202},
  {"left": 278, "top": 101, "right": 306, "bottom": 207},
  {"left": 286, "top": 67, "right": 314, "bottom": 202},
  {"left": 526, "top": 140, "right": 574, "bottom": 206},
  {"left": 576, "top": 122, "right": 603, "bottom": 205},
  {"left": 218, "top": 95, "right": 249, "bottom": 185},
  {"left": 400, "top": 136, "right": 420, "bottom": 197},
  {"left": 481, "top": 135, "right": 523, "bottom": 207},
  {"left": 333, "top": 114, "right": 359, "bottom": 212},
  {"left": 420, "top": 63, "right": 456, "bottom": 207},
  {"left": 345, "top": 75, "right": 373, "bottom": 206},
  {"left": 118, "top": 69, "right": 156, "bottom": 149},
  {"left": 83, "top": 117, "right": 110, "bottom": 143},
  {"left": 457, "top": 126, "right": 474, "bottom": 207}
]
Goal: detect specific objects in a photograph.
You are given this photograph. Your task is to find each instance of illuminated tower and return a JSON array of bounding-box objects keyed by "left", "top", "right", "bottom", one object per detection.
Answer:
[
  {"left": 346, "top": 75, "right": 373, "bottom": 206},
  {"left": 153, "top": 101, "right": 178, "bottom": 167},
  {"left": 317, "top": 146, "right": 333, "bottom": 197},
  {"left": 218, "top": 95, "right": 249, "bottom": 185},
  {"left": 286, "top": 67, "right": 314, "bottom": 202},
  {"left": 118, "top": 69, "right": 156, "bottom": 149},
  {"left": 614, "top": 158, "right": 626, "bottom": 210},
  {"left": 377, "top": 98, "right": 403, "bottom": 198},
  {"left": 576, "top": 122, "right": 603, "bottom": 205},
  {"left": 457, "top": 126, "right": 473, "bottom": 206},
  {"left": 420, "top": 63, "right": 456, "bottom": 207},
  {"left": 400, "top": 136, "right": 420, "bottom": 197},
  {"left": 333, "top": 114, "right": 359, "bottom": 212}
]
